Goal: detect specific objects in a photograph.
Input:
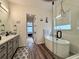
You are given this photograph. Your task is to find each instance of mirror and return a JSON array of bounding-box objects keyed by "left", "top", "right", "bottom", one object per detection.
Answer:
[{"left": 0, "top": 0, "right": 9, "bottom": 35}]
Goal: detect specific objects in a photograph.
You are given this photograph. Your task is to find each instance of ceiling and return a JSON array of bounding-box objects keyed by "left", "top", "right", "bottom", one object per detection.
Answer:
[
  {"left": 7, "top": 0, "right": 79, "bottom": 9},
  {"left": 64, "top": 0, "right": 79, "bottom": 7},
  {"left": 8, "top": 0, "right": 52, "bottom": 10},
  {"left": 8, "top": 0, "right": 52, "bottom": 4},
  {"left": 7, "top": 0, "right": 79, "bottom": 16}
]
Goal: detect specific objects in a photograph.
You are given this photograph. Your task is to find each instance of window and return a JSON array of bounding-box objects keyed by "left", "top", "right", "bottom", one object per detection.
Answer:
[
  {"left": 27, "top": 22, "right": 33, "bottom": 33},
  {"left": 54, "top": 24, "right": 71, "bottom": 30},
  {"left": 55, "top": 10, "right": 71, "bottom": 30}
]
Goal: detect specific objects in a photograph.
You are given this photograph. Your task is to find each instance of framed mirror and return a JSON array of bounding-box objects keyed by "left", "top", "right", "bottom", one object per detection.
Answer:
[{"left": 0, "top": 0, "right": 9, "bottom": 35}]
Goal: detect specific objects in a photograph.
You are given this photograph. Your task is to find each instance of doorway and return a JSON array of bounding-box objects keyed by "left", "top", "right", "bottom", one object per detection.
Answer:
[
  {"left": 27, "top": 22, "right": 33, "bottom": 37},
  {"left": 26, "top": 14, "right": 35, "bottom": 47}
]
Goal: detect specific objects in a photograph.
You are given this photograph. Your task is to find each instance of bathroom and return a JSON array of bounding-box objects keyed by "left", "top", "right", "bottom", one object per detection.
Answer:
[{"left": 0, "top": 0, "right": 79, "bottom": 59}]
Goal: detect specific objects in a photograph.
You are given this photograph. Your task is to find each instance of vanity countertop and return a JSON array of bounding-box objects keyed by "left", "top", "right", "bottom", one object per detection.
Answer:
[{"left": 0, "top": 34, "right": 19, "bottom": 45}]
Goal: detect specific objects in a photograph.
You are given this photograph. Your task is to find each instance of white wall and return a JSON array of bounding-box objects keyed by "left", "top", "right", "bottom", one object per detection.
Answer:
[
  {"left": 62, "top": 5, "right": 79, "bottom": 53},
  {"left": 63, "top": 0, "right": 79, "bottom": 54},
  {"left": 8, "top": 2, "right": 52, "bottom": 46},
  {"left": 9, "top": 4, "right": 27, "bottom": 46}
]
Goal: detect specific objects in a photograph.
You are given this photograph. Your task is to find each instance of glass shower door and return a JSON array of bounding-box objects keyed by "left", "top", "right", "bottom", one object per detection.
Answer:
[{"left": 52, "top": 0, "right": 71, "bottom": 59}]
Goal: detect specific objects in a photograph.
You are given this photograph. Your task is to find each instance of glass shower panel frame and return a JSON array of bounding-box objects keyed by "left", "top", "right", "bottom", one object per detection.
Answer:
[{"left": 52, "top": 0, "right": 71, "bottom": 59}]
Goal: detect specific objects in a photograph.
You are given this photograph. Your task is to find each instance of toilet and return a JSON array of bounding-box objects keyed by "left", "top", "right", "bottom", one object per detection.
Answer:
[{"left": 66, "top": 54, "right": 79, "bottom": 59}]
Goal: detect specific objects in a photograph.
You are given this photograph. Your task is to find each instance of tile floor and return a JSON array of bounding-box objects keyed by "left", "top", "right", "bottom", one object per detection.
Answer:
[
  {"left": 13, "top": 47, "right": 29, "bottom": 59},
  {"left": 13, "top": 37, "right": 33, "bottom": 59}
]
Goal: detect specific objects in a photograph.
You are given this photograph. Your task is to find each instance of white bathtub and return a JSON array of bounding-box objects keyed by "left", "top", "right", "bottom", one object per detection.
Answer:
[
  {"left": 45, "top": 36, "right": 70, "bottom": 58},
  {"left": 66, "top": 54, "right": 79, "bottom": 59}
]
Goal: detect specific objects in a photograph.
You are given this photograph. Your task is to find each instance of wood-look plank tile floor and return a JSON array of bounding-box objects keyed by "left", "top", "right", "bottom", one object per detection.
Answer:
[{"left": 28, "top": 44, "right": 54, "bottom": 59}]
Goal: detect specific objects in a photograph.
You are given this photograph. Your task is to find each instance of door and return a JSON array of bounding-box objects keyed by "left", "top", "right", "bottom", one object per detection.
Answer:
[{"left": 32, "top": 15, "right": 36, "bottom": 43}]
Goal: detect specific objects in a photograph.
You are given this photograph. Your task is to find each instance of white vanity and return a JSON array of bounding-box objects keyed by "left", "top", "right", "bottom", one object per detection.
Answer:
[{"left": 0, "top": 34, "right": 19, "bottom": 59}]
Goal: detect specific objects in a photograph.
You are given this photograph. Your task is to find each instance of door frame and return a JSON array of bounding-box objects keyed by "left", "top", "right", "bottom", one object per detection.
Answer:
[{"left": 26, "top": 14, "right": 36, "bottom": 42}]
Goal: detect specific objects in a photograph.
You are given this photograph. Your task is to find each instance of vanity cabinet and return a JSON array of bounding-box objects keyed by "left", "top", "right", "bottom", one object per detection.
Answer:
[
  {"left": 0, "top": 43, "right": 7, "bottom": 59},
  {"left": 7, "top": 40, "right": 13, "bottom": 59},
  {"left": 0, "top": 35, "right": 19, "bottom": 59},
  {"left": 13, "top": 36, "right": 19, "bottom": 53},
  {"left": 8, "top": 51, "right": 13, "bottom": 59},
  {"left": 7, "top": 35, "right": 19, "bottom": 59}
]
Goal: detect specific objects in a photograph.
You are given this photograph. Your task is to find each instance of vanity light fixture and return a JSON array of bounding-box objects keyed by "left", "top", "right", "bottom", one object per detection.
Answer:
[{"left": 0, "top": 2, "right": 9, "bottom": 12}]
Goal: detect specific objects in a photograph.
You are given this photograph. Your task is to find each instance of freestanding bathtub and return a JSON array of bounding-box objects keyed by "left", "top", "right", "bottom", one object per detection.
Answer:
[
  {"left": 66, "top": 54, "right": 79, "bottom": 59},
  {"left": 45, "top": 36, "right": 70, "bottom": 58}
]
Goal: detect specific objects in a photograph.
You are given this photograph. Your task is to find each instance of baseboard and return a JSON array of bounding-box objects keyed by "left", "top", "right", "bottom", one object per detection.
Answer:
[{"left": 36, "top": 42, "right": 45, "bottom": 44}]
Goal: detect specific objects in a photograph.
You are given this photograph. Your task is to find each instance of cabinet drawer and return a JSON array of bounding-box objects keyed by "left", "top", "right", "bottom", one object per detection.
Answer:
[
  {"left": 1, "top": 55, "right": 7, "bottom": 59},
  {"left": 0, "top": 50, "right": 7, "bottom": 59},
  {"left": 0, "top": 54, "right": 7, "bottom": 59},
  {"left": 8, "top": 46, "right": 13, "bottom": 54},
  {"left": 8, "top": 51, "right": 13, "bottom": 59},
  {"left": 8, "top": 40, "right": 13, "bottom": 48},
  {"left": 13, "top": 39, "right": 17, "bottom": 52},
  {"left": 0, "top": 43, "right": 7, "bottom": 53},
  {"left": 16, "top": 39, "right": 19, "bottom": 46},
  {"left": 15, "top": 39, "right": 19, "bottom": 49},
  {"left": 8, "top": 40, "right": 13, "bottom": 53}
]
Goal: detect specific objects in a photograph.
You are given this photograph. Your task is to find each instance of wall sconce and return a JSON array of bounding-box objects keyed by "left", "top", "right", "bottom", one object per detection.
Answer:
[
  {"left": 0, "top": 2, "right": 9, "bottom": 12},
  {"left": 46, "top": 17, "right": 48, "bottom": 23},
  {"left": 40, "top": 19, "right": 43, "bottom": 21}
]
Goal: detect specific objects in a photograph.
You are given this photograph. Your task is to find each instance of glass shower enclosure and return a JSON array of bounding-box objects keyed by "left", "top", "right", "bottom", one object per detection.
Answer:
[
  {"left": 51, "top": 0, "right": 71, "bottom": 59},
  {"left": 43, "top": 0, "right": 78, "bottom": 59}
]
